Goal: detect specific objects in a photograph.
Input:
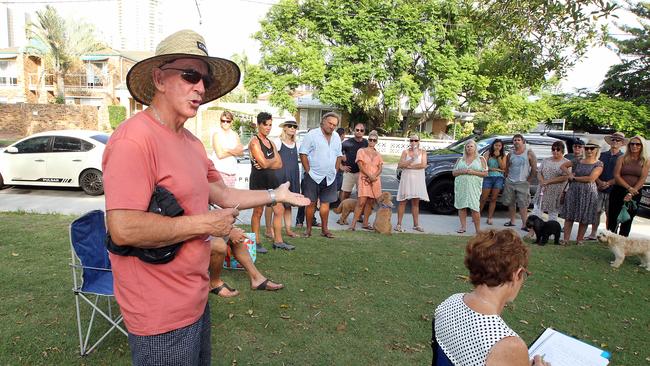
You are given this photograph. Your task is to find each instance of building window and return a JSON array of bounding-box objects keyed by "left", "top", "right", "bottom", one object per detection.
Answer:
[
  {"left": 85, "top": 61, "right": 107, "bottom": 87},
  {"left": 0, "top": 60, "right": 18, "bottom": 86}
]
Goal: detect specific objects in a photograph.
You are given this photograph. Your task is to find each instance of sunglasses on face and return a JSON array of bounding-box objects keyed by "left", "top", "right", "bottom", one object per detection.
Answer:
[
  {"left": 629, "top": 142, "right": 642, "bottom": 146},
  {"left": 221, "top": 119, "right": 231, "bottom": 123},
  {"left": 285, "top": 125, "right": 298, "bottom": 129},
  {"left": 410, "top": 139, "right": 419, "bottom": 142},
  {"left": 584, "top": 147, "right": 598, "bottom": 151},
  {"left": 355, "top": 129, "right": 365, "bottom": 132},
  {"left": 160, "top": 67, "right": 213, "bottom": 89},
  {"left": 368, "top": 138, "right": 378, "bottom": 142},
  {"left": 611, "top": 138, "right": 623, "bottom": 142}
]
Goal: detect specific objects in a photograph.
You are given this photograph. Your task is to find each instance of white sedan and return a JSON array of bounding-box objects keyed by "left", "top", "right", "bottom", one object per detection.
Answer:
[{"left": 0, "top": 130, "right": 109, "bottom": 195}]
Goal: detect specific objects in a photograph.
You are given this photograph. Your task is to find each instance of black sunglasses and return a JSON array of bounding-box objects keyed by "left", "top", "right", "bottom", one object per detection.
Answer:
[
  {"left": 584, "top": 146, "right": 598, "bottom": 151},
  {"left": 355, "top": 129, "right": 365, "bottom": 132},
  {"left": 285, "top": 125, "right": 298, "bottom": 129},
  {"left": 160, "top": 67, "right": 213, "bottom": 89},
  {"left": 410, "top": 139, "right": 419, "bottom": 142},
  {"left": 629, "top": 142, "right": 642, "bottom": 146},
  {"left": 368, "top": 138, "right": 378, "bottom": 142},
  {"left": 221, "top": 119, "right": 231, "bottom": 123}
]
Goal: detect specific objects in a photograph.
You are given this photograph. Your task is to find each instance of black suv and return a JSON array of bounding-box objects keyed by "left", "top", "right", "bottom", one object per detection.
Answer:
[{"left": 409, "top": 134, "right": 560, "bottom": 215}]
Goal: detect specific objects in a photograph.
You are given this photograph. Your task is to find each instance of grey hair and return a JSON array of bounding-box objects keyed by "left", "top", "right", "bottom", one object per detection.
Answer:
[{"left": 321, "top": 112, "right": 341, "bottom": 125}]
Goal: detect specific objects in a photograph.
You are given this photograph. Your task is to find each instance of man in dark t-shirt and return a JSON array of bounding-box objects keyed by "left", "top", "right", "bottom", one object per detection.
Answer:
[
  {"left": 340, "top": 122, "right": 369, "bottom": 202},
  {"left": 587, "top": 132, "right": 625, "bottom": 239}
]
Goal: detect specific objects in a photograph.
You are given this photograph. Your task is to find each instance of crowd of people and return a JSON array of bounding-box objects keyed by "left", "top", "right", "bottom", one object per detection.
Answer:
[
  {"left": 101, "top": 30, "right": 648, "bottom": 365},
  {"left": 452, "top": 133, "right": 649, "bottom": 244}
]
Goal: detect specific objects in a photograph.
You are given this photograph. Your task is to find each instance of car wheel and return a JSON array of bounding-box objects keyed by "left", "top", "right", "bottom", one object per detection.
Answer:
[
  {"left": 79, "top": 169, "right": 104, "bottom": 196},
  {"left": 427, "top": 179, "right": 455, "bottom": 215},
  {"left": 0, "top": 172, "right": 4, "bottom": 189}
]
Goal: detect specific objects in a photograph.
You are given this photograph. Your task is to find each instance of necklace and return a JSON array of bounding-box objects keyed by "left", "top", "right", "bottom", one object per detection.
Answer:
[{"left": 150, "top": 105, "right": 165, "bottom": 126}]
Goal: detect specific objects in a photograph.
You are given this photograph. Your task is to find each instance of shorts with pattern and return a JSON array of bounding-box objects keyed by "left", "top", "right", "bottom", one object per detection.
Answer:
[
  {"left": 128, "top": 303, "right": 211, "bottom": 366},
  {"left": 502, "top": 180, "right": 530, "bottom": 208}
]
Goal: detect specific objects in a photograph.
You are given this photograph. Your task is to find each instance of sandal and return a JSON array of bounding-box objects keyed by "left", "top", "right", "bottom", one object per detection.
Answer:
[
  {"left": 504, "top": 222, "right": 516, "bottom": 227},
  {"left": 252, "top": 279, "right": 284, "bottom": 291},
  {"left": 413, "top": 226, "right": 424, "bottom": 232},
  {"left": 486, "top": 218, "right": 493, "bottom": 225},
  {"left": 456, "top": 228, "right": 466, "bottom": 234},
  {"left": 394, "top": 225, "right": 405, "bottom": 233},
  {"left": 209, "top": 283, "right": 239, "bottom": 298},
  {"left": 347, "top": 227, "right": 356, "bottom": 231},
  {"left": 321, "top": 231, "right": 335, "bottom": 239},
  {"left": 361, "top": 225, "right": 374, "bottom": 231},
  {"left": 285, "top": 231, "right": 299, "bottom": 238}
]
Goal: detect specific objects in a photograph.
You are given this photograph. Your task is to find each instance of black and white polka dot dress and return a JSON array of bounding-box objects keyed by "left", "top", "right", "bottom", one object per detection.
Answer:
[{"left": 434, "top": 293, "right": 518, "bottom": 366}]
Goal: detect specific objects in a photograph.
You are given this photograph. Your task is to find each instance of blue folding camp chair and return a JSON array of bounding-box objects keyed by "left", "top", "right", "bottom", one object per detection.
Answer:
[{"left": 69, "top": 210, "right": 127, "bottom": 355}]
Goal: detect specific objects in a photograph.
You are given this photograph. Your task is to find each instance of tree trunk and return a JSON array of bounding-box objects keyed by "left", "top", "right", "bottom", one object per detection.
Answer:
[{"left": 55, "top": 73, "right": 65, "bottom": 103}]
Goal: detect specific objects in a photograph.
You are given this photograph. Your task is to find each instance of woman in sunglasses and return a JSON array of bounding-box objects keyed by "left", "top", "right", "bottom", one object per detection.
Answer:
[
  {"left": 348, "top": 130, "right": 384, "bottom": 231},
  {"left": 210, "top": 110, "right": 244, "bottom": 188},
  {"left": 395, "top": 134, "right": 429, "bottom": 232},
  {"left": 607, "top": 136, "right": 650, "bottom": 236},
  {"left": 272, "top": 120, "right": 301, "bottom": 239},
  {"left": 531, "top": 141, "right": 569, "bottom": 222},
  {"left": 559, "top": 139, "right": 603, "bottom": 245}
]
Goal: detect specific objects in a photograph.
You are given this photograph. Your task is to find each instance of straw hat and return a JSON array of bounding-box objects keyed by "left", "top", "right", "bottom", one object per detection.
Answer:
[
  {"left": 126, "top": 30, "right": 240, "bottom": 106},
  {"left": 279, "top": 120, "right": 298, "bottom": 128},
  {"left": 584, "top": 139, "right": 601, "bottom": 148},
  {"left": 604, "top": 132, "right": 628, "bottom": 145}
]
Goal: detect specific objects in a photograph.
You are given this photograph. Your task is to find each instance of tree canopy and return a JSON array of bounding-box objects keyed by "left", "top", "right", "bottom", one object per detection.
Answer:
[
  {"left": 600, "top": 1, "right": 650, "bottom": 107},
  {"left": 26, "top": 5, "right": 105, "bottom": 101},
  {"left": 246, "top": 0, "right": 617, "bottom": 129}
]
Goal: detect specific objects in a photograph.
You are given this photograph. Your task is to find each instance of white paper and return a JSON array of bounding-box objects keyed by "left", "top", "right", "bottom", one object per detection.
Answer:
[{"left": 528, "top": 328, "right": 609, "bottom": 366}]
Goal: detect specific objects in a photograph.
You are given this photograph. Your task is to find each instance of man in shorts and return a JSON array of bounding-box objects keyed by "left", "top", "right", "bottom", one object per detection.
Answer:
[
  {"left": 340, "top": 122, "right": 369, "bottom": 202},
  {"left": 299, "top": 112, "right": 343, "bottom": 238},
  {"left": 503, "top": 134, "right": 537, "bottom": 230}
]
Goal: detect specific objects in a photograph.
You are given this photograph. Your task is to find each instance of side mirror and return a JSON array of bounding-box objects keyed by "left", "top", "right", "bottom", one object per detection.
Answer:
[{"left": 5, "top": 147, "right": 18, "bottom": 153}]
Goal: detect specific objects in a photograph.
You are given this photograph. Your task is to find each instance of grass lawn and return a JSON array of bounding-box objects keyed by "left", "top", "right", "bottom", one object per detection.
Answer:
[{"left": 0, "top": 212, "right": 648, "bottom": 365}]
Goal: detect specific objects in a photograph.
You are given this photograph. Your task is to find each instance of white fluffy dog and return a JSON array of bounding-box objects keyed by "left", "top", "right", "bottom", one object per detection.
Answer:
[{"left": 596, "top": 230, "right": 650, "bottom": 270}]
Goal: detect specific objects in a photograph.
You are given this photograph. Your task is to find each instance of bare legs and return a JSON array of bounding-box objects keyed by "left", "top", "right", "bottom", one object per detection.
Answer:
[
  {"left": 283, "top": 206, "right": 298, "bottom": 237},
  {"left": 397, "top": 200, "right": 407, "bottom": 228},
  {"left": 479, "top": 188, "right": 499, "bottom": 225},
  {"left": 458, "top": 208, "right": 481, "bottom": 233},
  {"left": 305, "top": 201, "right": 332, "bottom": 236},
  {"left": 349, "top": 196, "right": 370, "bottom": 230},
  {"left": 253, "top": 203, "right": 286, "bottom": 246}
]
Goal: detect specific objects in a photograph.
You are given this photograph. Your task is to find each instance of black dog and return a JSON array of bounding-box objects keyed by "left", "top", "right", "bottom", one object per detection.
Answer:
[{"left": 525, "top": 215, "right": 562, "bottom": 245}]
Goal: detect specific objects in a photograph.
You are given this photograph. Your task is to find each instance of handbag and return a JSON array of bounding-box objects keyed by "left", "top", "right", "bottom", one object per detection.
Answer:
[{"left": 616, "top": 200, "right": 638, "bottom": 224}]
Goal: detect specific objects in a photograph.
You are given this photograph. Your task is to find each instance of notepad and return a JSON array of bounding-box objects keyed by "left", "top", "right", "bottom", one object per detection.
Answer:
[{"left": 528, "top": 328, "right": 610, "bottom": 366}]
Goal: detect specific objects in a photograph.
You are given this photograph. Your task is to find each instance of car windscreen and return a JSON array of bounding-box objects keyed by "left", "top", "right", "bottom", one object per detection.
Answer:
[
  {"left": 90, "top": 134, "right": 109, "bottom": 145},
  {"left": 449, "top": 137, "right": 494, "bottom": 154}
]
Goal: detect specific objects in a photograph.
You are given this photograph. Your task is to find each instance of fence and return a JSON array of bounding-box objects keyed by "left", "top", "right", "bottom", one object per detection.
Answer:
[{"left": 372, "top": 136, "right": 453, "bottom": 155}]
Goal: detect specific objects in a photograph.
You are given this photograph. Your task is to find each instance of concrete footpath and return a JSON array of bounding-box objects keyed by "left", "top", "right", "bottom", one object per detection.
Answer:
[{"left": 1, "top": 185, "right": 649, "bottom": 240}]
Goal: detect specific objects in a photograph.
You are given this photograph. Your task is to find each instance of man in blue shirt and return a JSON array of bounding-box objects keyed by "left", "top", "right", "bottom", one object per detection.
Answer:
[{"left": 299, "top": 112, "right": 343, "bottom": 238}]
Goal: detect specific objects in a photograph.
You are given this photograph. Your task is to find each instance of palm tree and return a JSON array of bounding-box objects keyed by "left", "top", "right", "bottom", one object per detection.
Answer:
[{"left": 26, "top": 5, "right": 105, "bottom": 102}]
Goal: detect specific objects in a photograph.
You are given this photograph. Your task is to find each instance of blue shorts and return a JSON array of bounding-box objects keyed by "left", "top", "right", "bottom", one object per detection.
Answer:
[{"left": 482, "top": 176, "right": 504, "bottom": 190}]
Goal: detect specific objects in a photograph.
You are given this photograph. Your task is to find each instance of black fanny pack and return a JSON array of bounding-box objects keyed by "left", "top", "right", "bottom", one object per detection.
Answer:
[{"left": 106, "top": 186, "right": 185, "bottom": 264}]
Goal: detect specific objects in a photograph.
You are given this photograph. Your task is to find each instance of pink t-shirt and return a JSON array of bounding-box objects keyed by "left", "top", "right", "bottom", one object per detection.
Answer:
[{"left": 102, "top": 111, "right": 220, "bottom": 336}]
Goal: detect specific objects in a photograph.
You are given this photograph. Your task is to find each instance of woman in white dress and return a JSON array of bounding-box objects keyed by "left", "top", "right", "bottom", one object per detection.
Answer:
[{"left": 395, "top": 134, "right": 429, "bottom": 232}]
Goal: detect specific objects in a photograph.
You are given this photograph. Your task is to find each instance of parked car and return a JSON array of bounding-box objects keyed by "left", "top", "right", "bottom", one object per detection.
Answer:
[
  {"left": 400, "top": 133, "right": 560, "bottom": 215},
  {"left": 0, "top": 130, "right": 109, "bottom": 195}
]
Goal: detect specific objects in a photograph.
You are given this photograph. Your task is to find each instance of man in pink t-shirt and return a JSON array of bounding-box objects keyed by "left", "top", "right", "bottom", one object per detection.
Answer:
[{"left": 103, "top": 30, "right": 309, "bottom": 365}]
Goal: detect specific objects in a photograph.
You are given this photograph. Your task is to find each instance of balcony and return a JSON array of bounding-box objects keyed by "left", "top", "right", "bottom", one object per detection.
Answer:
[
  {"left": 28, "top": 73, "right": 110, "bottom": 92},
  {"left": 0, "top": 76, "right": 18, "bottom": 87}
]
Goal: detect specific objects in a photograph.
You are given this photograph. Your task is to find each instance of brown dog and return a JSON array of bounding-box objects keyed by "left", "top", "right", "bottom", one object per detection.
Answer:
[
  {"left": 373, "top": 192, "right": 394, "bottom": 235},
  {"left": 334, "top": 198, "right": 357, "bottom": 225}
]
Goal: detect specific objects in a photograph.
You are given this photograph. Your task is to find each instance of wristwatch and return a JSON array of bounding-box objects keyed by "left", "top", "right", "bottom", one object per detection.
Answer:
[{"left": 267, "top": 189, "right": 276, "bottom": 206}]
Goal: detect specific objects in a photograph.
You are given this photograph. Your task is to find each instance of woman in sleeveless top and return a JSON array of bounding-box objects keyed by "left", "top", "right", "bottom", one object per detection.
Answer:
[
  {"left": 559, "top": 139, "right": 604, "bottom": 245},
  {"left": 479, "top": 139, "right": 507, "bottom": 225},
  {"left": 607, "top": 136, "right": 650, "bottom": 236},
  {"left": 249, "top": 113, "right": 294, "bottom": 253},
  {"left": 433, "top": 229, "right": 548, "bottom": 366},
  {"left": 348, "top": 130, "right": 384, "bottom": 231},
  {"left": 272, "top": 120, "right": 301, "bottom": 239},
  {"left": 211, "top": 111, "right": 244, "bottom": 188},
  {"left": 453, "top": 139, "right": 488, "bottom": 234},
  {"left": 532, "top": 141, "right": 569, "bottom": 221},
  {"left": 395, "top": 134, "right": 428, "bottom": 232}
]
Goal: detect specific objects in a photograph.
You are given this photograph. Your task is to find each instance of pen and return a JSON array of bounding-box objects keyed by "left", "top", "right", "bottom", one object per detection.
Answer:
[{"left": 210, "top": 203, "right": 244, "bottom": 224}]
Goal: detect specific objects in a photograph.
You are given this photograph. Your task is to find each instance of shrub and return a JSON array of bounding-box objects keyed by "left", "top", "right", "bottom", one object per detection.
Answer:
[{"left": 108, "top": 105, "right": 127, "bottom": 130}]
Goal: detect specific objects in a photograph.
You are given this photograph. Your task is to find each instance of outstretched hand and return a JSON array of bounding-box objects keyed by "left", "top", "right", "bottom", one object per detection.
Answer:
[{"left": 274, "top": 182, "right": 311, "bottom": 206}]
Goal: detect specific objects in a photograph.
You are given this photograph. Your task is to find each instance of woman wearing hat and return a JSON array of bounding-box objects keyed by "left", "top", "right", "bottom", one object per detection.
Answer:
[
  {"left": 607, "top": 136, "right": 650, "bottom": 236},
  {"left": 559, "top": 139, "right": 604, "bottom": 244},
  {"left": 272, "top": 120, "right": 301, "bottom": 238},
  {"left": 395, "top": 134, "right": 429, "bottom": 232}
]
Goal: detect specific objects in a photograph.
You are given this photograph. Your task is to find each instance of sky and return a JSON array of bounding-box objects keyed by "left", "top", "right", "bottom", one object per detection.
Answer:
[{"left": 4, "top": 0, "right": 640, "bottom": 94}]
